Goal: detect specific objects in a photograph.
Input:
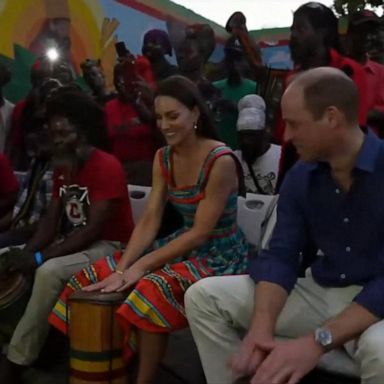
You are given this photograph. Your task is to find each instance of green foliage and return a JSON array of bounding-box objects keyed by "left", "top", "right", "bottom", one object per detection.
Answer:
[{"left": 333, "top": 0, "right": 384, "bottom": 16}]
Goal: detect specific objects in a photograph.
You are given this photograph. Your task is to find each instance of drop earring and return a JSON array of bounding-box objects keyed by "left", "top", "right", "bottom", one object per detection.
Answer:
[{"left": 193, "top": 122, "right": 198, "bottom": 130}]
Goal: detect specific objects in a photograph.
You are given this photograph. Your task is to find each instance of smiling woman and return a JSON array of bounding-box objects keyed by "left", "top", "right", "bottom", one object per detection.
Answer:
[{"left": 49, "top": 76, "right": 251, "bottom": 383}]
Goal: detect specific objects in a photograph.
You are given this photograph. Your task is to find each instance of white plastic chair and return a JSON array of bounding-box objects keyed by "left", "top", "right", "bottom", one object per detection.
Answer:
[
  {"left": 237, "top": 193, "right": 278, "bottom": 250},
  {"left": 127, "top": 184, "right": 151, "bottom": 225}
]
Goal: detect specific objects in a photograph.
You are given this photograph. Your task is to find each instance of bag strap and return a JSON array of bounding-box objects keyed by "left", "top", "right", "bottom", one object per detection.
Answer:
[{"left": 245, "top": 160, "right": 266, "bottom": 195}]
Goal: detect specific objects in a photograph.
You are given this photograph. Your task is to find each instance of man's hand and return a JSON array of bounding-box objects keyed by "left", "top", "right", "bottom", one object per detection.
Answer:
[
  {"left": 229, "top": 333, "right": 273, "bottom": 380},
  {"left": 1, "top": 248, "right": 37, "bottom": 275},
  {"left": 250, "top": 335, "right": 324, "bottom": 384}
]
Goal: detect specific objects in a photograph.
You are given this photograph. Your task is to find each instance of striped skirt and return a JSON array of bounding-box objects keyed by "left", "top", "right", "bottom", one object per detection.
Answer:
[{"left": 49, "top": 250, "right": 214, "bottom": 361}]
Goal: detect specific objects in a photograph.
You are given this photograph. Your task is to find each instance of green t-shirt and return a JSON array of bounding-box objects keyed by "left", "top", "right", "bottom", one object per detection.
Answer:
[{"left": 213, "top": 78, "right": 257, "bottom": 149}]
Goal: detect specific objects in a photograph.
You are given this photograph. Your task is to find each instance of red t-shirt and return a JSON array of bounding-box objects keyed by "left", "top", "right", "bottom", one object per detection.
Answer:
[
  {"left": 52, "top": 149, "right": 133, "bottom": 243},
  {"left": 104, "top": 98, "right": 156, "bottom": 163},
  {"left": 365, "top": 59, "right": 384, "bottom": 113},
  {"left": 273, "top": 49, "right": 369, "bottom": 143},
  {"left": 0, "top": 153, "right": 19, "bottom": 195},
  {"left": 8, "top": 99, "right": 26, "bottom": 152}
]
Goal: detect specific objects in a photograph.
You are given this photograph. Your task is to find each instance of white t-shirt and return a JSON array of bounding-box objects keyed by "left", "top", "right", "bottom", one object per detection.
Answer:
[{"left": 235, "top": 144, "right": 281, "bottom": 195}]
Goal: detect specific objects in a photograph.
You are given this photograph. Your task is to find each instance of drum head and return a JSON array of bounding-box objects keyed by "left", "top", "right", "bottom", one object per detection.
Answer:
[{"left": 0, "top": 272, "right": 29, "bottom": 309}]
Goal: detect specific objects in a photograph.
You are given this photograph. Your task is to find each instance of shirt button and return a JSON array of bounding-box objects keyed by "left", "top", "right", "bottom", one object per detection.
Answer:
[
  {"left": 346, "top": 246, "right": 351, "bottom": 252},
  {"left": 335, "top": 188, "right": 340, "bottom": 194},
  {"left": 340, "top": 273, "right": 346, "bottom": 279},
  {"left": 343, "top": 217, "right": 349, "bottom": 223}
]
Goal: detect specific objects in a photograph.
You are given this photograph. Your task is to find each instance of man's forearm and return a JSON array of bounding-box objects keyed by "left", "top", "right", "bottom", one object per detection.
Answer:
[
  {"left": 41, "top": 225, "right": 102, "bottom": 260},
  {"left": 323, "top": 302, "right": 379, "bottom": 349},
  {"left": 24, "top": 220, "right": 56, "bottom": 253},
  {"left": 248, "top": 281, "right": 288, "bottom": 339}
]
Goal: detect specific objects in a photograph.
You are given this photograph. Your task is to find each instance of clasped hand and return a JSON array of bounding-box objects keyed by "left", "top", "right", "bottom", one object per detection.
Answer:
[
  {"left": 83, "top": 262, "right": 147, "bottom": 293},
  {"left": 230, "top": 334, "right": 324, "bottom": 384}
]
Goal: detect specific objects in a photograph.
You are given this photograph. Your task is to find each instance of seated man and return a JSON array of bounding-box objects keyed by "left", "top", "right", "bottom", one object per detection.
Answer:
[
  {"left": 0, "top": 78, "right": 62, "bottom": 247},
  {"left": 185, "top": 68, "right": 384, "bottom": 384},
  {"left": 0, "top": 88, "right": 134, "bottom": 384},
  {"left": 234, "top": 94, "right": 281, "bottom": 194},
  {"left": 0, "top": 153, "right": 19, "bottom": 220}
]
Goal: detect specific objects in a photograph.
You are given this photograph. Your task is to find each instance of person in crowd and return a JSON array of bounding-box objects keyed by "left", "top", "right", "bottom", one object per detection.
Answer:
[
  {"left": 49, "top": 75, "right": 250, "bottom": 384},
  {"left": 80, "top": 59, "right": 115, "bottom": 105},
  {"left": 276, "top": 2, "right": 369, "bottom": 189},
  {"left": 185, "top": 67, "right": 384, "bottom": 384},
  {"left": 142, "top": 29, "right": 178, "bottom": 82},
  {"left": 346, "top": 10, "right": 384, "bottom": 136},
  {"left": 0, "top": 78, "right": 62, "bottom": 247},
  {"left": 7, "top": 58, "right": 55, "bottom": 170},
  {"left": 0, "top": 88, "right": 134, "bottom": 384},
  {"left": 234, "top": 95, "right": 281, "bottom": 195},
  {"left": 0, "top": 153, "right": 19, "bottom": 220},
  {"left": 104, "top": 58, "right": 159, "bottom": 185},
  {"left": 0, "top": 62, "right": 14, "bottom": 152},
  {"left": 176, "top": 24, "right": 222, "bottom": 111},
  {"left": 213, "top": 36, "right": 257, "bottom": 149}
]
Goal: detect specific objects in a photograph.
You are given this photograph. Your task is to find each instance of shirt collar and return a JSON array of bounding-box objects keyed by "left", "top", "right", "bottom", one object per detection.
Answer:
[
  {"left": 308, "top": 129, "right": 381, "bottom": 174},
  {"left": 355, "top": 129, "right": 381, "bottom": 173}
]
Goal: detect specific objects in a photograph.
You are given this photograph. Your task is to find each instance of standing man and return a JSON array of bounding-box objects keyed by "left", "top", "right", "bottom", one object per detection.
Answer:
[
  {"left": 346, "top": 10, "right": 384, "bottom": 136},
  {"left": 213, "top": 36, "right": 257, "bottom": 149},
  {"left": 234, "top": 95, "right": 280, "bottom": 195},
  {"left": 185, "top": 67, "right": 384, "bottom": 384},
  {"left": 0, "top": 88, "right": 134, "bottom": 384}
]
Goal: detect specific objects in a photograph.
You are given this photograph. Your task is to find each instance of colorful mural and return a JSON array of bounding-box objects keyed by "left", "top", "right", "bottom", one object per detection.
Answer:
[
  {"left": 0, "top": 0, "right": 294, "bottom": 103},
  {"left": 0, "top": 0, "right": 230, "bottom": 102}
]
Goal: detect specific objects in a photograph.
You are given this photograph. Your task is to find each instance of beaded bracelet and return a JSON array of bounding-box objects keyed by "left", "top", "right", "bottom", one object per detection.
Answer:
[{"left": 34, "top": 251, "right": 43, "bottom": 267}]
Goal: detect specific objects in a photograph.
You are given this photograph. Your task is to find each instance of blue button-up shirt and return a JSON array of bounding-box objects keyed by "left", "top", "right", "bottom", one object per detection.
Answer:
[{"left": 250, "top": 130, "right": 384, "bottom": 318}]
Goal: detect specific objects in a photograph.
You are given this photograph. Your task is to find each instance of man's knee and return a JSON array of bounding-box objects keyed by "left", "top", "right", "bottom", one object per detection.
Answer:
[
  {"left": 34, "top": 259, "right": 62, "bottom": 287},
  {"left": 185, "top": 275, "right": 254, "bottom": 323},
  {"left": 358, "top": 323, "right": 384, "bottom": 363},
  {"left": 185, "top": 279, "right": 210, "bottom": 315}
]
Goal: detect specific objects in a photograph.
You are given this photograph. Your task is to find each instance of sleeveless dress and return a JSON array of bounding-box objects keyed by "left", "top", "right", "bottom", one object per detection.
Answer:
[{"left": 49, "top": 145, "right": 250, "bottom": 361}]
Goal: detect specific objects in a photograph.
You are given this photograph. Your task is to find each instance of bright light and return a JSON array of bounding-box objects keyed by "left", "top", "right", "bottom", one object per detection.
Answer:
[{"left": 46, "top": 47, "right": 59, "bottom": 62}]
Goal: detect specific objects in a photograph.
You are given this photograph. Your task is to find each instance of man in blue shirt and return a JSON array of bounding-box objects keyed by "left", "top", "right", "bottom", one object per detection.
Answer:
[{"left": 185, "top": 67, "right": 384, "bottom": 384}]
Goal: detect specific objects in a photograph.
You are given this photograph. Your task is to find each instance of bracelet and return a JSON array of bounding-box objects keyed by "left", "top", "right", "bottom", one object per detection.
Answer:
[
  {"left": 34, "top": 251, "right": 43, "bottom": 267},
  {"left": 115, "top": 269, "right": 124, "bottom": 275}
]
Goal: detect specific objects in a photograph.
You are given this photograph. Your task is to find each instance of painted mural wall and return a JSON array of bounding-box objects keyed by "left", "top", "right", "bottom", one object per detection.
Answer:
[
  {"left": 0, "top": 0, "right": 292, "bottom": 103},
  {"left": 0, "top": 0, "right": 226, "bottom": 102}
]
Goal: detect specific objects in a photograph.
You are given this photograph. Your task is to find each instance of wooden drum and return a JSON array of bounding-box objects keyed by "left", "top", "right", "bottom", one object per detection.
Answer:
[
  {"left": 69, "top": 290, "right": 127, "bottom": 384},
  {"left": 0, "top": 272, "right": 31, "bottom": 341}
]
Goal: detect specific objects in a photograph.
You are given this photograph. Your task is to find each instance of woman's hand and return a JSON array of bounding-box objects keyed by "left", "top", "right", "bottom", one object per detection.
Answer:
[
  {"left": 82, "top": 271, "right": 125, "bottom": 293},
  {"left": 117, "top": 262, "right": 148, "bottom": 292}
]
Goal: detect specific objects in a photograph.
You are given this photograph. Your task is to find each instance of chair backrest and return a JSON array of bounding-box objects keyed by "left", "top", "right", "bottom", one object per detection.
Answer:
[
  {"left": 237, "top": 193, "right": 278, "bottom": 250},
  {"left": 127, "top": 184, "right": 151, "bottom": 225}
]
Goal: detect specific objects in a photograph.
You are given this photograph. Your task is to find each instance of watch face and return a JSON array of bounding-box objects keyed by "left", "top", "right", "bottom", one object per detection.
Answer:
[{"left": 315, "top": 328, "right": 332, "bottom": 347}]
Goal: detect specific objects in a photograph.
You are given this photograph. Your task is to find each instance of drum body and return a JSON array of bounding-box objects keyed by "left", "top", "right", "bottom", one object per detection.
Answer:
[
  {"left": 0, "top": 272, "right": 31, "bottom": 342},
  {"left": 69, "top": 291, "right": 127, "bottom": 384}
]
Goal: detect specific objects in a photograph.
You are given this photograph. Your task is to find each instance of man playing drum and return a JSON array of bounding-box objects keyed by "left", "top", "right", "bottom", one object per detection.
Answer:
[{"left": 0, "top": 88, "right": 134, "bottom": 383}]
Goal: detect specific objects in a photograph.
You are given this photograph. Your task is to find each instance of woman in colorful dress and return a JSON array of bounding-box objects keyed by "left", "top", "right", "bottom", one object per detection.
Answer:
[{"left": 49, "top": 75, "right": 250, "bottom": 384}]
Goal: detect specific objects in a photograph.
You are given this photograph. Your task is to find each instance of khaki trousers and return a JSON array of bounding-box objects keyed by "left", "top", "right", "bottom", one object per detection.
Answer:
[
  {"left": 185, "top": 273, "right": 384, "bottom": 384},
  {"left": 6, "top": 240, "right": 122, "bottom": 365}
]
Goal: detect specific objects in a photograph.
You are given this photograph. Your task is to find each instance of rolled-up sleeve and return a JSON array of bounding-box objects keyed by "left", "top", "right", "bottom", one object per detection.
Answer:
[
  {"left": 249, "top": 166, "right": 309, "bottom": 293},
  {"left": 354, "top": 276, "right": 384, "bottom": 319}
]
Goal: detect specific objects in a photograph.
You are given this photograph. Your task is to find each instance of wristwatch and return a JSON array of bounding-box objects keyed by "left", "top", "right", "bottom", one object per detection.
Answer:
[{"left": 314, "top": 327, "right": 333, "bottom": 350}]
